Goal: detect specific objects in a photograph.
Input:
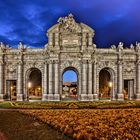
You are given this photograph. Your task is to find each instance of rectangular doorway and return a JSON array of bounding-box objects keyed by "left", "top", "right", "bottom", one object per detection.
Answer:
[
  {"left": 6, "top": 80, "right": 17, "bottom": 101},
  {"left": 124, "top": 79, "right": 134, "bottom": 100}
]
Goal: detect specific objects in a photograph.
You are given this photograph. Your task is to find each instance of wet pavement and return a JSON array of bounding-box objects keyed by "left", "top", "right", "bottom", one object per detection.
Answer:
[{"left": 0, "top": 110, "right": 73, "bottom": 140}]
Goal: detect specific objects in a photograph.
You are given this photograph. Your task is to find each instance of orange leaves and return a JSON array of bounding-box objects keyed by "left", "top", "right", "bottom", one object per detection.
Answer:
[{"left": 21, "top": 109, "right": 140, "bottom": 140}]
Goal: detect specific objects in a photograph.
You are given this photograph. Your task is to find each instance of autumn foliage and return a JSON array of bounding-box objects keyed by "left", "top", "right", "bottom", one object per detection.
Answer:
[{"left": 21, "top": 109, "right": 140, "bottom": 140}]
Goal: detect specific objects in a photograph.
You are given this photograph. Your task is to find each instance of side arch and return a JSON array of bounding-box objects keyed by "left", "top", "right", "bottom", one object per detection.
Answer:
[
  {"left": 24, "top": 67, "right": 43, "bottom": 100},
  {"left": 98, "top": 67, "right": 116, "bottom": 100}
]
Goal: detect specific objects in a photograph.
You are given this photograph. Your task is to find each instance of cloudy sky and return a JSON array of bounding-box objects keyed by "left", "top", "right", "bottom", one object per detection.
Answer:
[{"left": 0, "top": 0, "right": 140, "bottom": 48}]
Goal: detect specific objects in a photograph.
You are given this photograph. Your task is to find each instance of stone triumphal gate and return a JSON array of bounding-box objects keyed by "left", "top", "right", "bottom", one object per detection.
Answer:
[{"left": 0, "top": 14, "right": 140, "bottom": 101}]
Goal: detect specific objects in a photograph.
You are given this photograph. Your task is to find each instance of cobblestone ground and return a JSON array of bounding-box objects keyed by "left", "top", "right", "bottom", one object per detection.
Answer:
[{"left": 0, "top": 110, "right": 72, "bottom": 140}]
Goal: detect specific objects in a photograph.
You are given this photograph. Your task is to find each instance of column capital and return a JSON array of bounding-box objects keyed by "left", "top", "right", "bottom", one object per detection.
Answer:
[
  {"left": 48, "top": 33, "right": 53, "bottom": 37},
  {"left": 88, "top": 60, "right": 93, "bottom": 64},
  {"left": 44, "top": 61, "right": 48, "bottom": 65},
  {"left": 117, "top": 60, "right": 123, "bottom": 65},
  {"left": 54, "top": 60, "right": 59, "bottom": 64},
  {"left": 48, "top": 60, "right": 53, "bottom": 64},
  {"left": 0, "top": 60, "right": 4, "bottom": 65},
  {"left": 82, "top": 33, "right": 87, "bottom": 37},
  {"left": 82, "top": 60, "right": 88, "bottom": 64},
  {"left": 136, "top": 60, "right": 140, "bottom": 65},
  {"left": 17, "top": 60, "right": 23, "bottom": 65}
]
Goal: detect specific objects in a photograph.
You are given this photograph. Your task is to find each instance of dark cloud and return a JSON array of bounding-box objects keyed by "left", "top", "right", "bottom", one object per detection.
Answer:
[{"left": 0, "top": 0, "right": 140, "bottom": 48}]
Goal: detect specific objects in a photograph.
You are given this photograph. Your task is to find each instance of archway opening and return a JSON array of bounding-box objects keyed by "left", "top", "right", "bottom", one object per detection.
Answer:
[
  {"left": 123, "top": 79, "right": 134, "bottom": 100},
  {"left": 27, "top": 68, "right": 42, "bottom": 100},
  {"left": 6, "top": 80, "right": 17, "bottom": 101},
  {"left": 99, "top": 68, "right": 112, "bottom": 100},
  {"left": 62, "top": 68, "right": 78, "bottom": 100}
]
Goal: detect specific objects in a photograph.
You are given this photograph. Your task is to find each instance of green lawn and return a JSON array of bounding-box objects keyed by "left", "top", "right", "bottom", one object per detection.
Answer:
[{"left": 0, "top": 101, "right": 140, "bottom": 109}]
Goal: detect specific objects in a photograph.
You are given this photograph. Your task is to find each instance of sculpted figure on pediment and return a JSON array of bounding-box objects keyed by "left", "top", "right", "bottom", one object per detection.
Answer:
[
  {"left": 0, "top": 42, "right": 6, "bottom": 52},
  {"left": 136, "top": 42, "right": 140, "bottom": 51},
  {"left": 18, "top": 42, "right": 26, "bottom": 51},
  {"left": 111, "top": 45, "right": 116, "bottom": 49},
  {"left": 58, "top": 13, "right": 81, "bottom": 33},
  {"left": 118, "top": 42, "right": 124, "bottom": 50}
]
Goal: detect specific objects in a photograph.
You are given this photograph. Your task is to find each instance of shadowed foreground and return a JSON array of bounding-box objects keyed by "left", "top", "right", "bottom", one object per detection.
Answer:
[{"left": 0, "top": 110, "right": 72, "bottom": 140}]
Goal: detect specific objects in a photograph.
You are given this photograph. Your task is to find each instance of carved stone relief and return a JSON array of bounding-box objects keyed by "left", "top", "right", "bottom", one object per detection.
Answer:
[{"left": 60, "top": 60, "right": 81, "bottom": 74}]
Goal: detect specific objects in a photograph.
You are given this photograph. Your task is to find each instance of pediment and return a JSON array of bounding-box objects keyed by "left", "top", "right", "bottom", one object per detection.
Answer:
[
  {"left": 46, "top": 14, "right": 95, "bottom": 50},
  {"left": 47, "top": 14, "right": 94, "bottom": 34}
]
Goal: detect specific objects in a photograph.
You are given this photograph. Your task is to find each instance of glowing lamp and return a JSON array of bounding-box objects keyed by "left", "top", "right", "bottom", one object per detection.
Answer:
[
  {"left": 109, "top": 82, "right": 112, "bottom": 88},
  {"left": 28, "top": 82, "right": 31, "bottom": 88}
]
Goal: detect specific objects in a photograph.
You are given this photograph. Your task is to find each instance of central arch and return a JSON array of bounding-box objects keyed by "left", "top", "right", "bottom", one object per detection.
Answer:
[{"left": 61, "top": 67, "right": 78, "bottom": 101}]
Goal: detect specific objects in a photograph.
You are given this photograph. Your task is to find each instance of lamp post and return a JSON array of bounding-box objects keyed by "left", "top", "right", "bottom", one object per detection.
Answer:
[
  {"left": 109, "top": 81, "right": 112, "bottom": 97},
  {"left": 38, "top": 87, "right": 41, "bottom": 96},
  {"left": 28, "top": 82, "right": 31, "bottom": 101},
  {"left": 10, "top": 86, "right": 13, "bottom": 101}
]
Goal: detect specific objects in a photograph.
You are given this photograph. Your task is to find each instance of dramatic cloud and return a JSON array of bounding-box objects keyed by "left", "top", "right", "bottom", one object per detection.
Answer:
[{"left": 0, "top": 0, "right": 140, "bottom": 48}]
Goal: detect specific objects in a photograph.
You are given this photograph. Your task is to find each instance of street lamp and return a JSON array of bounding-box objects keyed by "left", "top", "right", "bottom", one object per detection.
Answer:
[
  {"left": 109, "top": 81, "right": 112, "bottom": 98},
  {"left": 28, "top": 82, "right": 31, "bottom": 100},
  {"left": 109, "top": 82, "right": 112, "bottom": 88},
  {"left": 28, "top": 82, "right": 31, "bottom": 88}
]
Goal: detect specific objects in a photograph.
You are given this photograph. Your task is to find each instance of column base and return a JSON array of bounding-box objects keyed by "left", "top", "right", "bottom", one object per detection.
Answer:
[
  {"left": 80, "top": 94, "right": 88, "bottom": 101},
  {"left": 47, "top": 94, "right": 54, "bottom": 101},
  {"left": 117, "top": 94, "right": 124, "bottom": 101},
  {"left": 111, "top": 95, "right": 116, "bottom": 101},
  {"left": 129, "top": 97, "right": 134, "bottom": 100},
  {"left": 88, "top": 94, "right": 93, "bottom": 101},
  {"left": 16, "top": 94, "right": 23, "bottom": 101},
  {"left": 93, "top": 94, "right": 99, "bottom": 101},
  {"left": 42, "top": 94, "right": 48, "bottom": 101},
  {"left": 0, "top": 94, "right": 4, "bottom": 101},
  {"left": 53, "top": 94, "right": 60, "bottom": 101},
  {"left": 111, "top": 97, "right": 116, "bottom": 101},
  {"left": 128, "top": 95, "right": 134, "bottom": 100},
  {"left": 136, "top": 94, "right": 140, "bottom": 100}
]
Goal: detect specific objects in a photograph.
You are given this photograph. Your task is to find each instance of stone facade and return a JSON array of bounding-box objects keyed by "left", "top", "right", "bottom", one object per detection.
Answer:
[{"left": 0, "top": 14, "right": 140, "bottom": 101}]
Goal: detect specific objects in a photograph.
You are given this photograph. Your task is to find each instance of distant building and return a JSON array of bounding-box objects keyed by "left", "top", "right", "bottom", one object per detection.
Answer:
[{"left": 0, "top": 14, "right": 140, "bottom": 101}]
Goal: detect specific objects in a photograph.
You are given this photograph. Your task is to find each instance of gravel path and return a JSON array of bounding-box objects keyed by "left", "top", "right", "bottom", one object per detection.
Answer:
[{"left": 0, "top": 110, "right": 73, "bottom": 140}]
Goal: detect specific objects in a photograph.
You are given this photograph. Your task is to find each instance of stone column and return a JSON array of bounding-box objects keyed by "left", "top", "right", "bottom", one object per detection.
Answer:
[
  {"left": 48, "top": 61, "right": 54, "bottom": 100},
  {"left": 88, "top": 33, "right": 93, "bottom": 46},
  {"left": 136, "top": 61, "right": 140, "bottom": 100},
  {"left": 48, "top": 33, "right": 53, "bottom": 46},
  {"left": 117, "top": 61, "right": 124, "bottom": 100},
  {"left": 128, "top": 80, "right": 134, "bottom": 100},
  {"left": 88, "top": 60, "right": 93, "bottom": 100},
  {"left": 54, "top": 60, "right": 60, "bottom": 101},
  {"left": 93, "top": 61, "right": 98, "bottom": 100},
  {"left": 17, "top": 61, "right": 23, "bottom": 101},
  {"left": 42, "top": 62, "right": 48, "bottom": 101},
  {"left": 78, "top": 72, "right": 82, "bottom": 100},
  {"left": 0, "top": 61, "right": 4, "bottom": 100},
  {"left": 82, "top": 33, "right": 87, "bottom": 50},
  {"left": 7, "top": 81, "right": 11, "bottom": 100},
  {"left": 81, "top": 60, "right": 88, "bottom": 101},
  {"left": 55, "top": 33, "right": 59, "bottom": 47},
  {"left": 111, "top": 78, "right": 116, "bottom": 101}
]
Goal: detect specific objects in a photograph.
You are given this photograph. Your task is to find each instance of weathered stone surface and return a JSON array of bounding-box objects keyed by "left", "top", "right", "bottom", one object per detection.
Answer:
[{"left": 0, "top": 14, "right": 140, "bottom": 101}]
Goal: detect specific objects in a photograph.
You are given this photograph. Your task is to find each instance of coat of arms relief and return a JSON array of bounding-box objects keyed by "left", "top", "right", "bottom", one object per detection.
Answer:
[{"left": 58, "top": 14, "right": 81, "bottom": 47}]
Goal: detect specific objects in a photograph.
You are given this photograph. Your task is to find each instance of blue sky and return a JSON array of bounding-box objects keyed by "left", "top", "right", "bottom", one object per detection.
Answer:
[
  {"left": 0, "top": 0, "right": 140, "bottom": 48},
  {"left": 63, "top": 70, "right": 77, "bottom": 82}
]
